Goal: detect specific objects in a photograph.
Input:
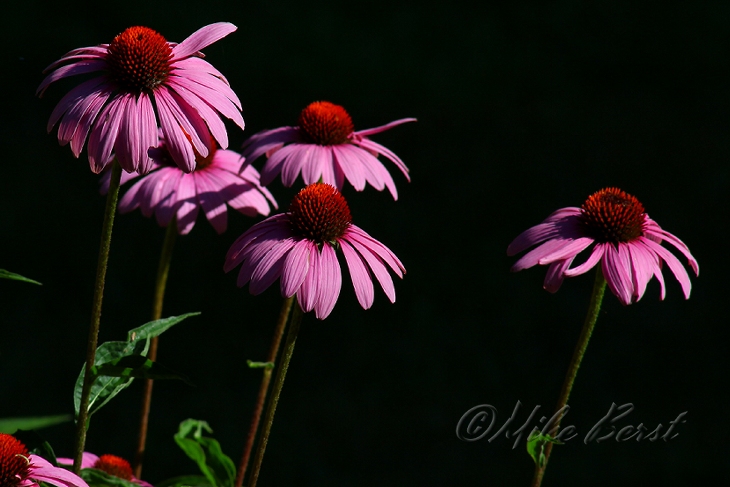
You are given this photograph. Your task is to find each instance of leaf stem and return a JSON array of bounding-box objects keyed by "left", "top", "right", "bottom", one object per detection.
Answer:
[
  {"left": 134, "top": 220, "right": 177, "bottom": 477},
  {"left": 235, "top": 296, "right": 294, "bottom": 487},
  {"left": 529, "top": 267, "right": 607, "bottom": 487},
  {"left": 73, "top": 161, "right": 122, "bottom": 474},
  {"left": 247, "top": 301, "right": 304, "bottom": 487}
]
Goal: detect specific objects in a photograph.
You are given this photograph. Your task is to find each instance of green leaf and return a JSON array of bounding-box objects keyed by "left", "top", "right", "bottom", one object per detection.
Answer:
[
  {"left": 174, "top": 419, "right": 236, "bottom": 487},
  {"left": 0, "top": 415, "right": 71, "bottom": 434},
  {"left": 93, "top": 354, "right": 194, "bottom": 386},
  {"left": 527, "top": 431, "right": 564, "bottom": 468},
  {"left": 246, "top": 360, "right": 274, "bottom": 369},
  {"left": 74, "top": 340, "right": 146, "bottom": 420},
  {"left": 0, "top": 269, "right": 41, "bottom": 285},
  {"left": 80, "top": 468, "right": 140, "bottom": 487},
  {"left": 74, "top": 313, "right": 200, "bottom": 421},
  {"left": 127, "top": 313, "right": 201, "bottom": 342},
  {"left": 155, "top": 475, "right": 213, "bottom": 487}
]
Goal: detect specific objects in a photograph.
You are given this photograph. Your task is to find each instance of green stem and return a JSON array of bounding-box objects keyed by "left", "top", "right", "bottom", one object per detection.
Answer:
[
  {"left": 73, "top": 161, "right": 123, "bottom": 474},
  {"left": 235, "top": 296, "right": 294, "bottom": 487},
  {"left": 133, "top": 220, "right": 177, "bottom": 478},
  {"left": 530, "top": 267, "right": 607, "bottom": 487},
  {"left": 247, "top": 302, "right": 304, "bottom": 487}
]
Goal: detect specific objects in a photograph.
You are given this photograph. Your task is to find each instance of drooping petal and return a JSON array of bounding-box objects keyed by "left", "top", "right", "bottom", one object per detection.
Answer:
[
  {"left": 174, "top": 173, "right": 200, "bottom": 234},
  {"left": 507, "top": 209, "right": 583, "bottom": 256},
  {"left": 537, "top": 237, "right": 594, "bottom": 265},
  {"left": 193, "top": 171, "right": 228, "bottom": 233},
  {"left": 643, "top": 220, "right": 699, "bottom": 276},
  {"left": 543, "top": 256, "right": 575, "bottom": 293},
  {"left": 314, "top": 243, "right": 342, "bottom": 319},
  {"left": 627, "top": 240, "right": 660, "bottom": 301},
  {"left": 564, "top": 243, "right": 604, "bottom": 277},
  {"left": 297, "top": 245, "right": 321, "bottom": 312},
  {"left": 640, "top": 238, "right": 693, "bottom": 299},
  {"left": 602, "top": 243, "right": 634, "bottom": 305},
  {"left": 340, "top": 238, "right": 375, "bottom": 309},
  {"left": 240, "top": 127, "right": 299, "bottom": 165},
  {"left": 342, "top": 234, "right": 397, "bottom": 303},
  {"left": 280, "top": 239, "right": 312, "bottom": 297},
  {"left": 249, "top": 238, "right": 297, "bottom": 295},
  {"left": 333, "top": 145, "right": 366, "bottom": 191},
  {"left": 87, "top": 96, "right": 128, "bottom": 173},
  {"left": 352, "top": 137, "right": 410, "bottom": 180},
  {"left": 28, "top": 455, "right": 89, "bottom": 487}
]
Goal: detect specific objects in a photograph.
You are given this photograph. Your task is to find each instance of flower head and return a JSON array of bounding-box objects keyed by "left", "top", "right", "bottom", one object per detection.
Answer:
[
  {"left": 57, "top": 452, "right": 152, "bottom": 487},
  {"left": 0, "top": 433, "right": 88, "bottom": 487},
  {"left": 507, "top": 187, "right": 699, "bottom": 305},
  {"left": 100, "top": 135, "right": 277, "bottom": 235},
  {"left": 224, "top": 183, "right": 405, "bottom": 319},
  {"left": 241, "top": 101, "right": 415, "bottom": 199},
  {"left": 38, "top": 23, "right": 244, "bottom": 175}
]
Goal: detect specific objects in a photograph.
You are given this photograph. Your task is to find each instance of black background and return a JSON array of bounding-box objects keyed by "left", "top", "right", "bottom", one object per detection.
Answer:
[{"left": 2, "top": 1, "right": 728, "bottom": 485}]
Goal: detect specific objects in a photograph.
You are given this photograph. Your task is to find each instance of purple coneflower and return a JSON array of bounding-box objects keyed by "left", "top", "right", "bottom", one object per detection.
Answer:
[
  {"left": 241, "top": 101, "right": 415, "bottom": 199},
  {"left": 58, "top": 453, "right": 151, "bottom": 487},
  {"left": 0, "top": 433, "right": 88, "bottom": 487},
  {"left": 508, "top": 187, "right": 699, "bottom": 305},
  {"left": 37, "top": 23, "right": 244, "bottom": 175},
  {"left": 224, "top": 183, "right": 405, "bottom": 319},
  {"left": 100, "top": 136, "right": 277, "bottom": 235}
]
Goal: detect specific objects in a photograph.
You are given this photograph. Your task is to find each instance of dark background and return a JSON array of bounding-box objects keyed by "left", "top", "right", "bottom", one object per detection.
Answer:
[{"left": 2, "top": 1, "right": 728, "bottom": 485}]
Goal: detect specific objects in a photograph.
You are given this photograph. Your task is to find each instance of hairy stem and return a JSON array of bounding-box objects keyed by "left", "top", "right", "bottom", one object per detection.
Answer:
[
  {"left": 247, "top": 302, "right": 304, "bottom": 487},
  {"left": 235, "top": 296, "right": 294, "bottom": 487},
  {"left": 530, "top": 267, "right": 607, "bottom": 487},
  {"left": 73, "top": 161, "right": 122, "bottom": 474},
  {"left": 134, "top": 220, "right": 177, "bottom": 477}
]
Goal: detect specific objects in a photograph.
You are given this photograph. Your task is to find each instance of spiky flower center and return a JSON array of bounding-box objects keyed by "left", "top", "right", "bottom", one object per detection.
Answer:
[
  {"left": 289, "top": 183, "right": 352, "bottom": 243},
  {"left": 0, "top": 434, "right": 30, "bottom": 487},
  {"left": 93, "top": 455, "right": 134, "bottom": 481},
  {"left": 580, "top": 187, "right": 646, "bottom": 243},
  {"left": 106, "top": 26, "right": 172, "bottom": 92},
  {"left": 298, "top": 101, "right": 354, "bottom": 146}
]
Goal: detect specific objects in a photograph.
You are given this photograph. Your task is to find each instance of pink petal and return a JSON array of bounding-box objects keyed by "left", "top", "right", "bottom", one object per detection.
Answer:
[
  {"left": 297, "top": 246, "right": 321, "bottom": 312},
  {"left": 602, "top": 243, "right": 634, "bottom": 305},
  {"left": 543, "top": 257, "right": 575, "bottom": 293},
  {"left": 340, "top": 239, "right": 375, "bottom": 309},
  {"left": 353, "top": 118, "right": 417, "bottom": 138},
  {"left": 280, "top": 239, "right": 312, "bottom": 297},
  {"left": 172, "top": 22, "right": 237, "bottom": 61},
  {"left": 314, "top": 243, "right": 342, "bottom": 319}
]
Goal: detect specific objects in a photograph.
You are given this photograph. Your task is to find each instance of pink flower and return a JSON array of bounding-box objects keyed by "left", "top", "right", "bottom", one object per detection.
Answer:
[
  {"left": 0, "top": 433, "right": 88, "bottom": 487},
  {"left": 241, "top": 101, "right": 415, "bottom": 199},
  {"left": 100, "top": 136, "right": 277, "bottom": 235},
  {"left": 507, "top": 187, "right": 699, "bottom": 305},
  {"left": 57, "top": 452, "right": 151, "bottom": 487},
  {"left": 37, "top": 23, "right": 244, "bottom": 175},
  {"left": 224, "top": 183, "right": 405, "bottom": 319}
]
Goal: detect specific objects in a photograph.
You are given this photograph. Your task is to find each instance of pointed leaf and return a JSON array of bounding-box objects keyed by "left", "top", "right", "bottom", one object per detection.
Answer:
[
  {"left": 174, "top": 419, "right": 235, "bottom": 487},
  {"left": 127, "top": 312, "right": 201, "bottom": 342},
  {"left": 527, "top": 431, "right": 563, "bottom": 468},
  {"left": 0, "top": 269, "right": 41, "bottom": 285},
  {"left": 0, "top": 415, "right": 71, "bottom": 434}
]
